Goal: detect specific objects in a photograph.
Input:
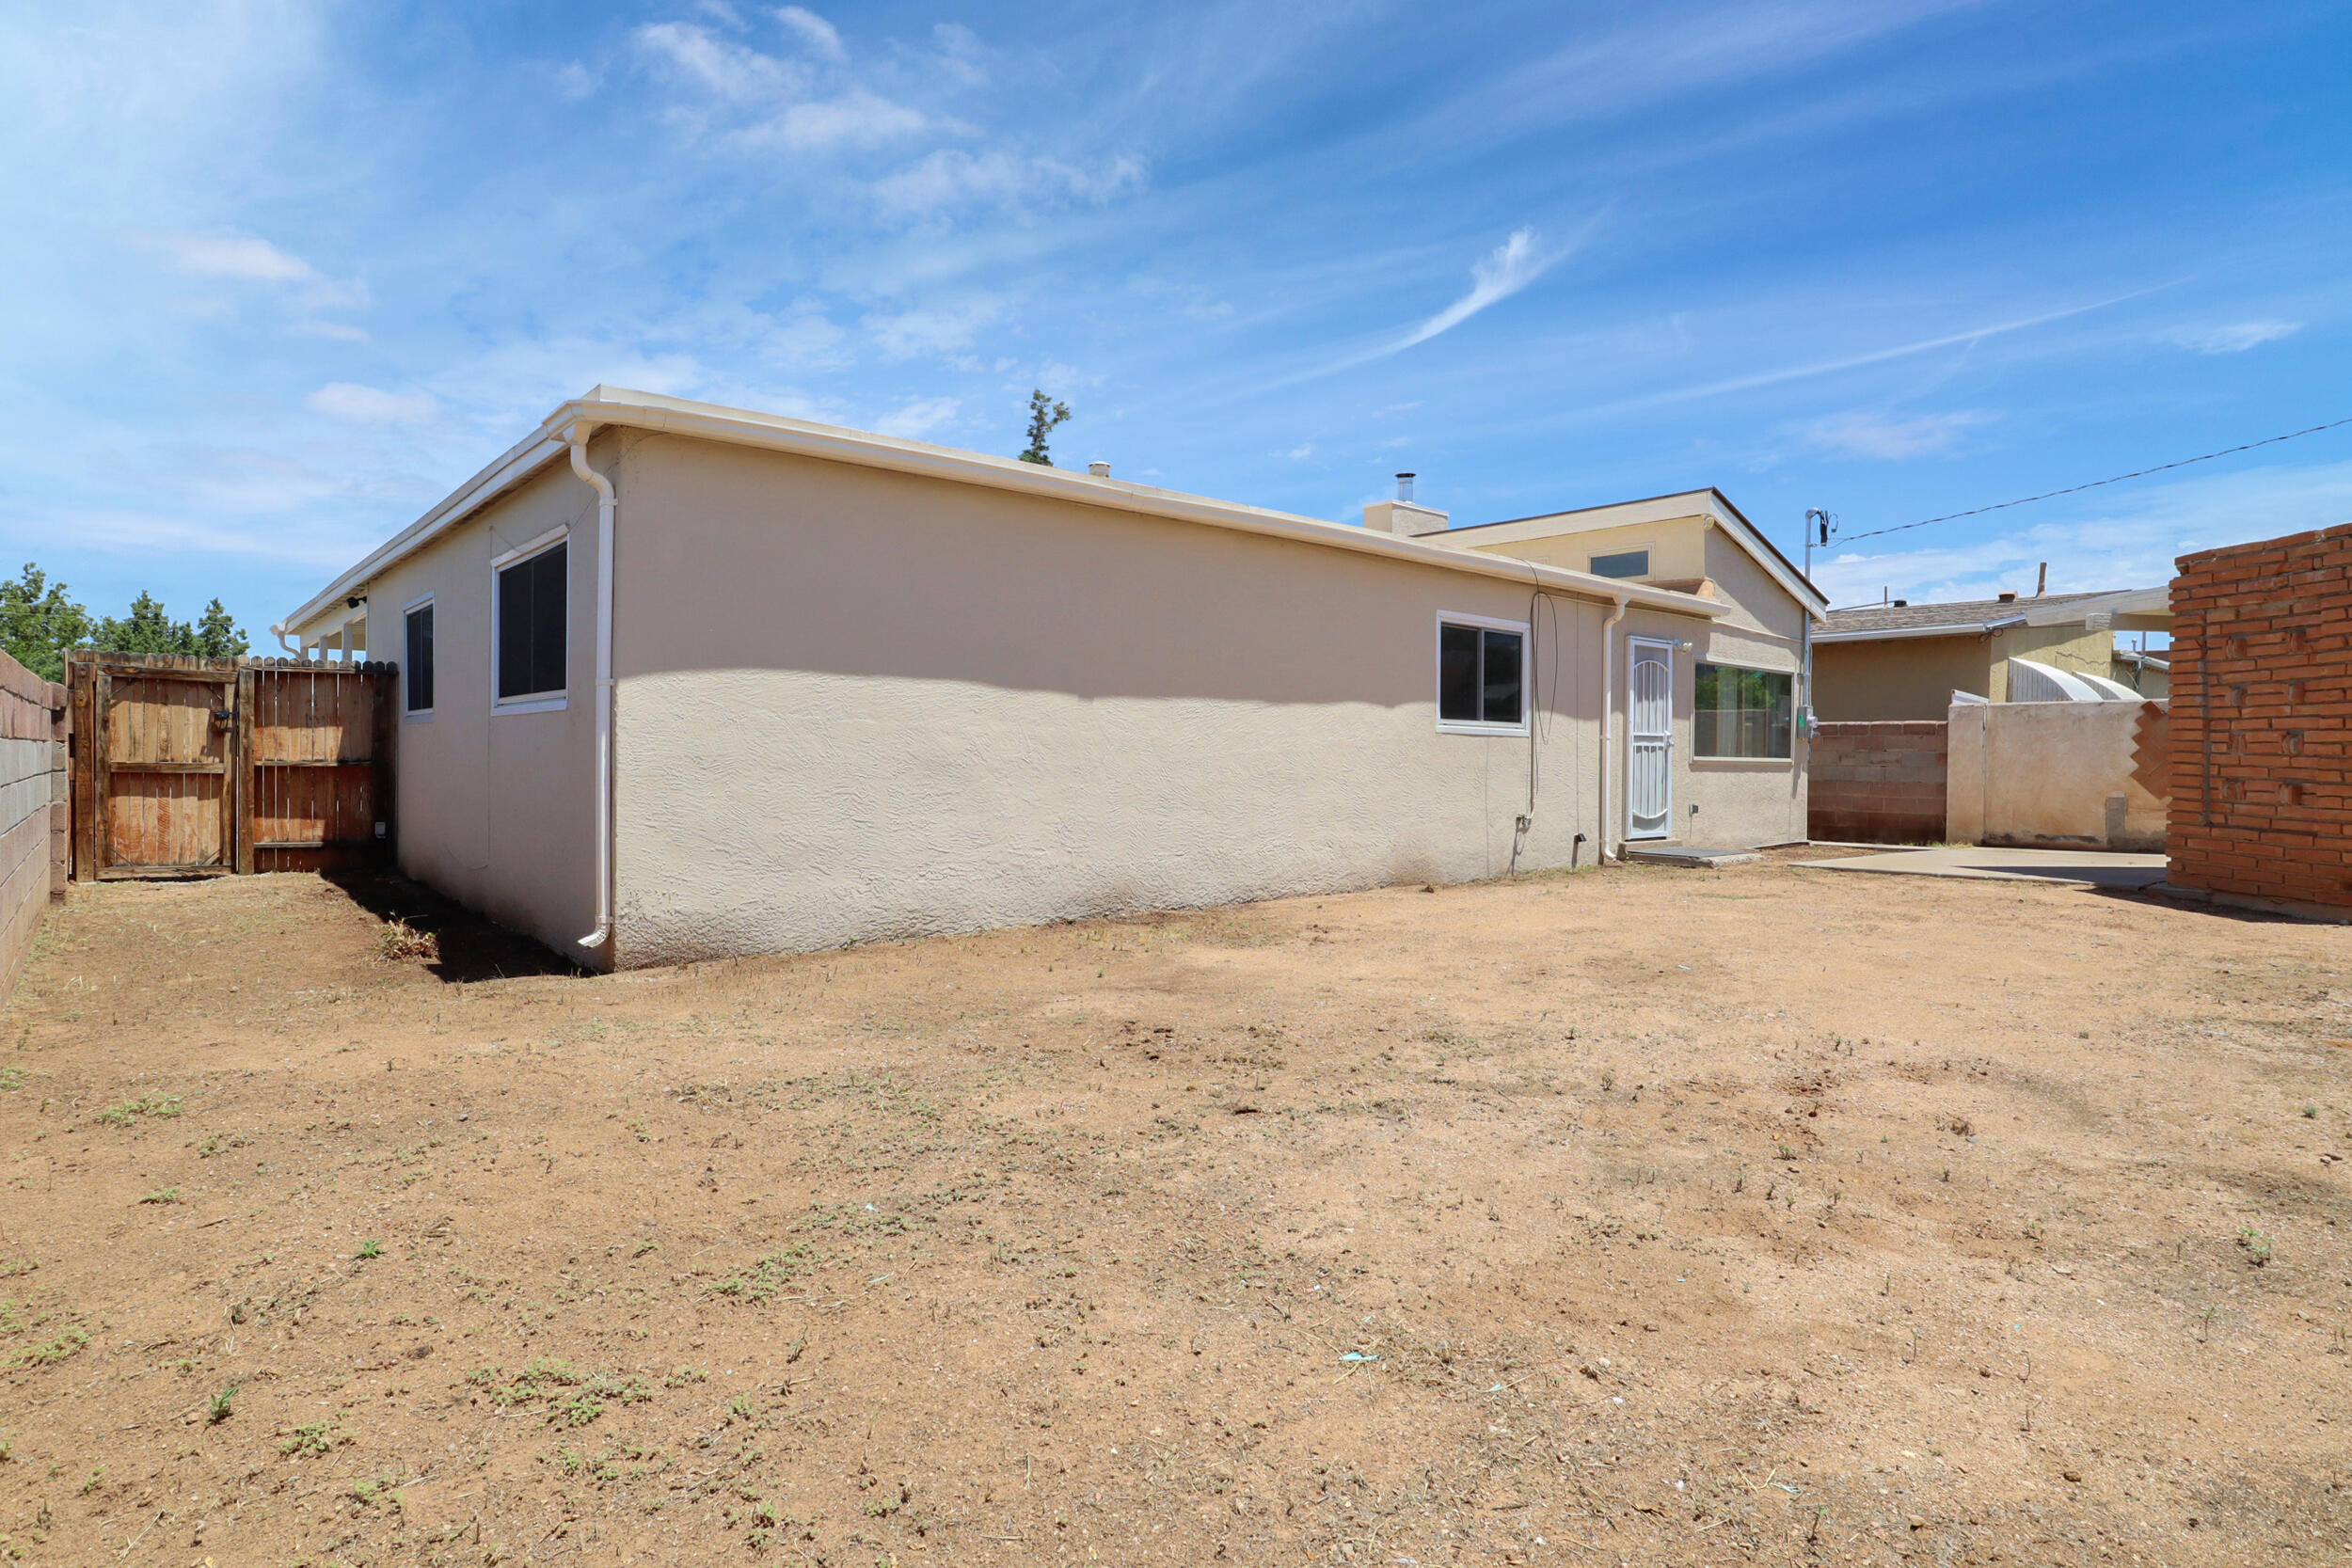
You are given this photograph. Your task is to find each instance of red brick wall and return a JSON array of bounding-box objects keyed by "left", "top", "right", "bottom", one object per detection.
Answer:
[
  {"left": 2169, "top": 524, "right": 2352, "bottom": 911},
  {"left": 1808, "top": 721, "right": 1948, "bottom": 844},
  {"left": 0, "top": 648, "right": 67, "bottom": 1000}
]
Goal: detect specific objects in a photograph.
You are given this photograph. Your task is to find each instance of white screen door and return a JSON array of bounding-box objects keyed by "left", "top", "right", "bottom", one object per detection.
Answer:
[{"left": 1626, "top": 639, "right": 1674, "bottom": 840}]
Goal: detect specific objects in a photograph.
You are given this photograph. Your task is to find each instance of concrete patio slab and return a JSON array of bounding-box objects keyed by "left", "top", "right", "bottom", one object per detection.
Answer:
[{"left": 1793, "top": 846, "right": 2168, "bottom": 889}]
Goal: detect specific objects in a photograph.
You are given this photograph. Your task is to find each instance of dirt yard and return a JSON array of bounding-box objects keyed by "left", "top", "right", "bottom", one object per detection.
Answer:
[{"left": 0, "top": 857, "right": 2347, "bottom": 1567}]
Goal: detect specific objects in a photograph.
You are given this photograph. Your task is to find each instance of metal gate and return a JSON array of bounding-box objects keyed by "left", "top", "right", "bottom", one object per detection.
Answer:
[{"left": 68, "top": 653, "right": 395, "bottom": 879}]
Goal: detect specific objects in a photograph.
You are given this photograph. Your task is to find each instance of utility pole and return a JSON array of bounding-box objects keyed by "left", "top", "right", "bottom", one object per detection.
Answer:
[{"left": 1802, "top": 508, "right": 1835, "bottom": 739}]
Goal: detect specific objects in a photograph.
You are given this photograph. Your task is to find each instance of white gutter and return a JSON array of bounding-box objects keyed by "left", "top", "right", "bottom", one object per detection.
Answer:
[
  {"left": 1597, "top": 594, "right": 1628, "bottom": 864},
  {"left": 569, "top": 424, "right": 617, "bottom": 953},
  {"left": 280, "top": 390, "right": 1727, "bottom": 639}
]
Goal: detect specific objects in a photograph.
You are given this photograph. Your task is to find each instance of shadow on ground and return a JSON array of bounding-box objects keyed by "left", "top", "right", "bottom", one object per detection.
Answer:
[{"left": 321, "top": 869, "right": 588, "bottom": 983}]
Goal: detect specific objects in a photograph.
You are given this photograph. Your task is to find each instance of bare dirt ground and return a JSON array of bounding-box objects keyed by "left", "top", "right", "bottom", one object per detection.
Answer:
[{"left": 1, "top": 856, "right": 2348, "bottom": 1568}]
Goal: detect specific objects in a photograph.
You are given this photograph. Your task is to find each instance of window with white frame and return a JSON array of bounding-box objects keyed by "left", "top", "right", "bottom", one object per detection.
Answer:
[
  {"left": 403, "top": 599, "right": 435, "bottom": 714},
  {"left": 1589, "top": 549, "right": 1649, "bottom": 579},
  {"left": 1437, "top": 616, "right": 1527, "bottom": 732},
  {"left": 1694, "top": 662, "right": 1793, "bottom": 758},
  {"left": 495, "top": 538, "right": 567, "bottom": 704}
]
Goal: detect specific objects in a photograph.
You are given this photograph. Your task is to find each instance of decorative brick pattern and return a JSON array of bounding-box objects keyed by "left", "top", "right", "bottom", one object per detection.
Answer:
[
  {"left": 1808, "top": 721, "right": 1948, "bottom": 844},
  {"left": 2169, "top": 524, "right": 2352, "bottom": 911}
]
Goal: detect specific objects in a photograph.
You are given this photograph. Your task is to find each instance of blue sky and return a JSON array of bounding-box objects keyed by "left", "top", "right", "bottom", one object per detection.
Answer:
[{"left": 6, "top": 0, "right": 2348, "bottom": 641}]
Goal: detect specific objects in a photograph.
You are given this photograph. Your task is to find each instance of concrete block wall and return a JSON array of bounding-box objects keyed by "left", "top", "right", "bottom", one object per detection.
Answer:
[
  {"left": 0, "top": 648, "right": 67, "bottom": 1000},
  {"left": 2169, "top": 523, "right": 2352, "bottom": 912},
  {"left": 1808, "top": 721, "right": 1947, "bottom": 843}
]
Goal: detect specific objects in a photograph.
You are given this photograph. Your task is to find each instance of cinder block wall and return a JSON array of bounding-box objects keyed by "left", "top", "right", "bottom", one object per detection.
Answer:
[
  {"left": 0, "top": 648, "right": 67, "bottom": 999},
  {"left": 2169, "top": 524, "right": 2352, "bottom": 911},
  {"left": 1808, "top": 721, "right": 1947, "bottom": 843}
]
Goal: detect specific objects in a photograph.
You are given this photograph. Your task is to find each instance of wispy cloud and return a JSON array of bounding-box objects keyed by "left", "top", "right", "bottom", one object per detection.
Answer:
[
  {"left": 2168, "top": 319, "right": 2300, "bottom": 355},
  {"left": 1805, "top": 409, "right": 1996, "bottom": 459},
  {"left": 634, "top": 11, "right": 932, "bottom": 151},
  {"left": 863, "top": 299, "right": 1000, "bottom": 362},
  {"left": 141, "top": 230, "right": 317, "bottom": 283},
  {"left": 1397, "top": 229, "right": 1563, "bottom": 351},
  {"left": 871, "top": 396, "right": 960, "bottom": 438},
  {"left": 304, "top": 384, "right": 440, "bottom": 425},
  {"left": 873, "top": 149, "right": 1145, "bottom": 221}
]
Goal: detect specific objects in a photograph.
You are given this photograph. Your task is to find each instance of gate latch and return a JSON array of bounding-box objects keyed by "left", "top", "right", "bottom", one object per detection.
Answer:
[{"left": 211, "top": 707, "right": 234, "bottom": 725}]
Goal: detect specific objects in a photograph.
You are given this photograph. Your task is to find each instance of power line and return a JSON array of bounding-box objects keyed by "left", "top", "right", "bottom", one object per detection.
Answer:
[{"left": 1830, "top": 415, "right": 2352, "bottom": 546}]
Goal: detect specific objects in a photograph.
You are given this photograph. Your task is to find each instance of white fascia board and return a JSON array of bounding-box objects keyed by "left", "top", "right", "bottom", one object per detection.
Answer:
[
  {"left": 281, "top": 387, "right": 1728, "bottom": 633},
  {"left": 2020, "top": 585, "right": 2170, "bottom": 626}
]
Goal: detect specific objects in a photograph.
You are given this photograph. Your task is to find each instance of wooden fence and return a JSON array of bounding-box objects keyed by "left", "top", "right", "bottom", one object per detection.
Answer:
[{"left": 67, "top": 652, "right": 396, "bottom": 880}]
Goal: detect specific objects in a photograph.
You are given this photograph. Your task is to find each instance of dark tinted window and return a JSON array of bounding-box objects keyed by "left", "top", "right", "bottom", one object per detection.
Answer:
[
  {"left": 1590, "top": 549, "right": 1649, "bottom": 579},
  {"left": 1481, "top": 628, "right": 1522, "bottom": 724},
  {"left": 404, "top": 604, "right": 435, "bottom": 712},
  {"left": 1438, "top": 621, "right": 1524, "bottom": 727},
  {"left": 497, "top": 543, "right": 567, "bottom": 700},
  {"left": 1438, "top": 622, "right": 1479, "bottom": 721}
]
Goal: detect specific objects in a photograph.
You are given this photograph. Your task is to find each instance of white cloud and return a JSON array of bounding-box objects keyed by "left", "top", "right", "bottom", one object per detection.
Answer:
[
  {"left": 872, "top": 396, "right": 960, "bottom": 438},
  {"left": 872, "top": 149, "right": 1145, "bottom": 219},
  {"left": 2168, "top": 320, "right": 2300, "bottom": 355},
  {"left": 554, "top": 60, "right": 600, "bottom": 101},
  {"left": 1279, "top": 443, "right": 1315, "bottom": 459},
  {"left": 863, "top": 299, "right": 999, "bottom": 361},
  {"left": 290, "top": 320, "right": 372, "bottom": 343},
  {"left": 1398, "top": 229, "right": 1564, "bottom": 351},
  {"left": 304, "top": 383, "right": 440, "bottom": 424},
  {"left": 142, "top": 230, "right": 318, "bottom": 283},
  {"left": 1805, "top": 409, "right": 1996, "bottom": 459},
  {"left": 776, "top": 7, "right": 846, "bottom": 64},
  {"left": 634, "top": 17, "right": 929, "bottom": 151}
]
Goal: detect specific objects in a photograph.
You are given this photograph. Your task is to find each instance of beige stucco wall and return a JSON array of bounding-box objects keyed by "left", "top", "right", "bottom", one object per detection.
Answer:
[
  {"left": 316, "top": 456, "right": 603, "bottom": 958},
  {"left": 605, "top": 435, "right": 1684, "bottom": 966},
  {"left": 1946, "top": 700, "right": 2169, "bottom": 850},
  {"left": 1466, "top": 515, "right": 1710, "bottom": 586}
]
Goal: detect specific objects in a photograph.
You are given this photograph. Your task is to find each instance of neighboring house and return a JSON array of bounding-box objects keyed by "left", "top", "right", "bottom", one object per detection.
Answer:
[
  {"left": 1812, "top": 586, "right": 2169, "bottom": 720},
  {"left": 2112, "top": 647, "right": 2170, "bottom": 698},
  {"left": 277, "top": 388, "right": 1822, "bottom": 970}
]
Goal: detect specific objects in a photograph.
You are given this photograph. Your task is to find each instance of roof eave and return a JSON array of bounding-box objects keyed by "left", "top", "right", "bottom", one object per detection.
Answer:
[{"left": 282, "top": 389, "right": 1730, "bottom": 636}]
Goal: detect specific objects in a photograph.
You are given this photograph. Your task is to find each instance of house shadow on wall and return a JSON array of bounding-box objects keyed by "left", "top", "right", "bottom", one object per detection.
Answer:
[{"left": 322, "top": 869, "right": 591, "bottom": 983}]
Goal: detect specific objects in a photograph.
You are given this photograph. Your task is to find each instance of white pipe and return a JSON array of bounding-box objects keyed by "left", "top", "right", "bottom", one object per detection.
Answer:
[
  {"left": 270, "top": 623, "right": 299, "bottom": 656},
  {"left": 569, "top": 423, "right": 617, "bottom": 953},
  {"left": 1597, "top": 594, "right": 1628, "bottom": 864}
]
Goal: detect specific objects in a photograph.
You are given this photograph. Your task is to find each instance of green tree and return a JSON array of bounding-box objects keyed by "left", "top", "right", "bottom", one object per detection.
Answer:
[
  {"left": 1017, "top": 388, "right": 1071, "bottom": 466},
  {"left": 0, "top": 564, "right": 94, "bottom": 681},
  {"left": 192, "top": 598, "right": 248, "bottom": 658},
  {"left": 95, "top": 591, "right": 195, "bottom": 656}
]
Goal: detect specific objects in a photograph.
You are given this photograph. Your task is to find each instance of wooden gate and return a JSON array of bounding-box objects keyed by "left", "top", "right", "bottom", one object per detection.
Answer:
[{"left": 68, "top": 653, "right": 396, "bottom": 879}]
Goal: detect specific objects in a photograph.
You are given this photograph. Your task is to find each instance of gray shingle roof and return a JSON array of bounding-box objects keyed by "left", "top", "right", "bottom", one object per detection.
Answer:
[{"left": 1822, "top": 591, "right": 2116, "bottom": 635}]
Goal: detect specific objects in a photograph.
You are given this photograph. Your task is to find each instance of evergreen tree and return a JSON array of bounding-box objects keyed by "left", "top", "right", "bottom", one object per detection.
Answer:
[
  {"left": 95, "top": 591, "right": 196, "bottom": 656},
  {"left": 0, "top": 564, "right": 94, "bottom": 681},
  {"left": 1017, "top": 388, "right": 1072, "bottom": 466},
  {"left": 193, "top": 598, "right": 248, "bottom": 658}
]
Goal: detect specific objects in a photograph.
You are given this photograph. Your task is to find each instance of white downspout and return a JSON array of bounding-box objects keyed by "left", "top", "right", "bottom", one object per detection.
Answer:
[
  {"left": 569, "top": 423, "right": 616, "bottom": 953},
  {"left": 270, "top": 623, "right": 300, "bottom": 656},
  {"left": 1597, "top": 594, "right": 1628, "bottom": 864}
]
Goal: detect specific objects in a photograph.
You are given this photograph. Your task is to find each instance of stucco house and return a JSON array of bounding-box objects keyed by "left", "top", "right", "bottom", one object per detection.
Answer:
[
  {"left": 1812, "top": 586, "right": 2169, "bottom": 721},
  {"left": 278, "top": 387, "right": 1826, "bottom": 969}
]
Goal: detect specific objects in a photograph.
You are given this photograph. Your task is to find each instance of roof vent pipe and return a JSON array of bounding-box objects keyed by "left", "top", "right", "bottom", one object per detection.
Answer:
[
  {"left": 1396, "top": 472, "right": 1416, "bottom": 502},
  {"left": 1088, "top": 460, "right": 1111, "bottom": 479}
]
